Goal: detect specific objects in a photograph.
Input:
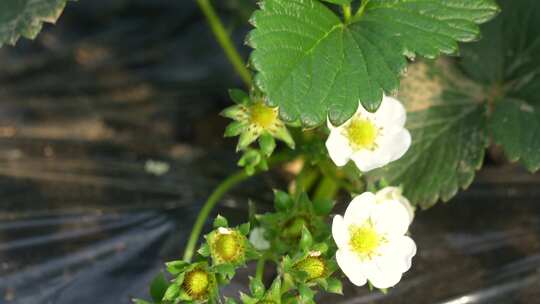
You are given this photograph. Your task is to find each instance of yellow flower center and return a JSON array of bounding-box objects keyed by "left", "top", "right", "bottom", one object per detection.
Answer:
[
  {"left": 214, "top": 232, "right": 244, "bottom": 262},
  {"left": 346, "top": 117, "right": 378, "bottom": 150},
  {"left": 250, "top": 102, "right": 278, "bottom": 129},
  {"left": 183, "top": 269, "right": 210, "bottom": 299},
  {"left": 349, "top": 222, "right": 381, "bottom": 259},
  {"left": 294, "top": 256, "right": 326, "bottom": 281}
]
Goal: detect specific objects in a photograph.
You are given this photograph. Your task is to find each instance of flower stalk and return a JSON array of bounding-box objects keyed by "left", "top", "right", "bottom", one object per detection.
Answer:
[{"left": 195, "top": 0, "right": 252, "bottom": 87}]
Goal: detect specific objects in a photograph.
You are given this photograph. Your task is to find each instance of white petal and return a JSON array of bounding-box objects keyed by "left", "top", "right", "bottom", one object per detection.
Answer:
[
  {"left": 365, "top": 266, "right": 403, "bottom": 289},
  {"left": 332, "top": 215, "right": 349, "bottom": 249},
  {"left": 375, "top": 187, "right": 401, "bottom": 202},
  {"left": 249, "top": 227, "right": 270, "bottom": 250},
  {"left": 350, "top": 149, "right": 392, "bottom": 172},
  {"left": 388, "top": 129, "right": 412, "bottom": 162},
  {"left": 376, "top": 187, "right": 415, "bottom": 224},
  {"left": 371, "top": 200, "right": 410, "bottom": 237},
  {"left": 376, "top": 236, "right": 417, "bottom": 273},
  {"left": 344, "top": 192, "right": 376, "bottom": 225},
  {"left": 375, "top": 95, "right": 407, "bottom": 128},
  {"left": 336, "top": 249, "right": 368, "bottom": 286},
  {"left": 325, "top": 130, "right": 353, "bottom": 167}
]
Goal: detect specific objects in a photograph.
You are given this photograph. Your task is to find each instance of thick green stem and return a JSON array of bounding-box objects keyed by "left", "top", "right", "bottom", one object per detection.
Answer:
[
  {"left": 255, "top": 256, "right": 266, "bottom": 281},
  {"left": 195, "top": 0, "right": 252, "bottom": 87},
  {"left": 182, "top": 153, "right": 292, "bottom": 262},
  {"left": 342, "top": 4, "right": 352, "bottom": 24}
]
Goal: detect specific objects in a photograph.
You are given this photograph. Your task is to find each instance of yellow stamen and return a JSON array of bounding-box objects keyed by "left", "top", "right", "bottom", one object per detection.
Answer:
[
  {"left": 183, "top": 269, "right": 210, "bottom": 299},
  {"left": 346, "top": 117, "right": 378, "bottom": 150},
  {"left": 349, "top": 222, "right": 381, "bottom": 259},
  {"left": 250, "top": 102, "right": 278, "bottom": 129}
]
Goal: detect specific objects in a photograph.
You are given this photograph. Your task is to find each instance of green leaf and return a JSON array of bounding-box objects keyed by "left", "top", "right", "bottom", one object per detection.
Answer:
[
  {"left": 273, "top": 189, "right": 293, "bottom": 211},
  {"left": 0, "top": 0, "right": 74, "bottom": 47},
  {"left": 132, "top": 299, "right": 152, "bottom": 304},
  {"left": 298, "top": 284, "right": 315, "bottom": 303},
  {"left": 258, "top": 133, "right": 276, "bottom": 156},
  {"left": 225, "top": 298, "right": 239, "bottom": 304},
  {"left": 249, "top": 276, "right": 265, "bottom": 298},
  {"left": 150, "top": 272, "right": 169, "bottom": 303},
  {"left": 299, "top": 226, "right": 313, "bottom": 251},
  {"left": 238, "top": 222, "right": 251, "bottom": 235},
  {"left": 248, "top": 0, "right": 499, "bottom": 127},
  {"left": 214, "top": 263, "right": 236, "bottom": 280},
  {"left": 326, "top": 277, "right": 343, "bottom": 294},
  {"left": 460, "top": 0, "right": 540, "bottom": 172},
  {"left": 166, "top": 260, "right": 189, "bottom": 275},
  {"left": 224, "top": 121, "right": 247, "bottom": 138},
  {"left": 198, "top": 243, "right": 211, "bottom": 257},
  {"left": 491, "top": 99, "right": 540, "bottom": 172},
  {"left": 369, "top": 61, "right": 488, "bottom": 208},
  {"left": 162, "top": 283, "right": 180, "bottom": 302},
  {"left": 213, "top": 214, "right": 229, "bottom": 228},
  {"left": 229, "top": 88, "right": 250, "bottom": 105},
  {"left": 313, "top": 198, "right": 334, "bottom": 216}
]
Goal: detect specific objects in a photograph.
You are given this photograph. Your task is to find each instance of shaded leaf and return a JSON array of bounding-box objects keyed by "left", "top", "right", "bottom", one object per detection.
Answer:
[
  {"left": 0, "top": 0, "right": 75, "bottom": 47},
  {"left": 369, "top": 61, "right": 488, "bottom": 208}
]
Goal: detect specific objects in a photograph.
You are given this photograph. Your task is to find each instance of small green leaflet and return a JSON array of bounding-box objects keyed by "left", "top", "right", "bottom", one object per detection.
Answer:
[
  {"left": 249, "top": 0, "right": 499, "bottom": 127},
  {"left": 368, "top": 60, "right": 488, "bottom": 209},
  {"left": 491, "top": 99, "right": 540, "bottom": 172},
  {"left": 0, "top": 0, "right": 74, "bottom": 47}
]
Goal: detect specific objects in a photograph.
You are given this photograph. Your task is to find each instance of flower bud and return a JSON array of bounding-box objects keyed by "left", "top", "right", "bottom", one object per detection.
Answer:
[
  {"left": 210, "top": 227, "right": 247, "bottom": 265},
  {"left": 294, "top": 253, "right": 327, "bottom": 281},
  {"left": 182, "top": 268, "right": 210, "bottom": 300}
]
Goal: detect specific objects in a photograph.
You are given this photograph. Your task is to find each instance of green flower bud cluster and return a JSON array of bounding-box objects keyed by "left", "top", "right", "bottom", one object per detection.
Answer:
[
  {"left": 135, "top": 191, "right": 343, "bottom": 304},
  {"left": 257, "top": 191, "right": 332, "bottom": 254},
  {"left": 280, "top": 228, "right": 342, "bottom": 302}
]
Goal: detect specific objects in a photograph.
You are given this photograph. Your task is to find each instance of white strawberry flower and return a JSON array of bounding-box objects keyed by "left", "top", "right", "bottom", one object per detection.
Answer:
[
  {"left": 332, "top": 190, "right": 416, "bottom": 289},
  {"left": 326, "top": 95, "right": 411, "bottom": 172}
]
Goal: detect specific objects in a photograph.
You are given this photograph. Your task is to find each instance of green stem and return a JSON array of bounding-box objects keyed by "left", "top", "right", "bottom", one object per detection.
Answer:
[
  {"left": 182, "top": 152, "right": 293, "bottom": 262},
  {"left": 195, "top": 0, "right": 252, "bottom": 87},
  {"left": 313, "top": 175, "right": 339, "bottom": 202},
  {"left": 255, "top": 256, "right": 266, "bottom": 281},
  {"left": 352, "top": 0, "right": 370, "bottom": 23},
  {"left": 342, "top": 4, "right": 352, "bottom": 24},
  {"left": 294, "top": 166, "right": 320, "bottom": 197},
  {"left": 183, "top": 170, "right": 249, "bottom": 262}
]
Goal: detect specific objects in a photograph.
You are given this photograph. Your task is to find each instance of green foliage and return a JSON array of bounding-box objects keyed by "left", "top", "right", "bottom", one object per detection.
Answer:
[
  {"left": 369, "top": 0, "right": 540, "bottom": 208},
  {"left": 369, "top": 65, "right": 489, "bottom": 208},
  {"left": 0, "top": 0, "right": 74, "bottom": 47},
  {"left": 240, "top": 276, "right": 282, "bottom": 303},
  {"left": 248, "top": 0, "right": 499, "bottom": 127},
  {"left": 491, "top": 99, "right": 540, "bottom": 172},
  {"left": 150, "top": 272, "right": 170, "bottom": 303},
  {"left": 258, "top": 192, "right": 330, "bottom": 255},
  {"left": 460, "top": 0, "right": 540, "bottom": 172}
]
